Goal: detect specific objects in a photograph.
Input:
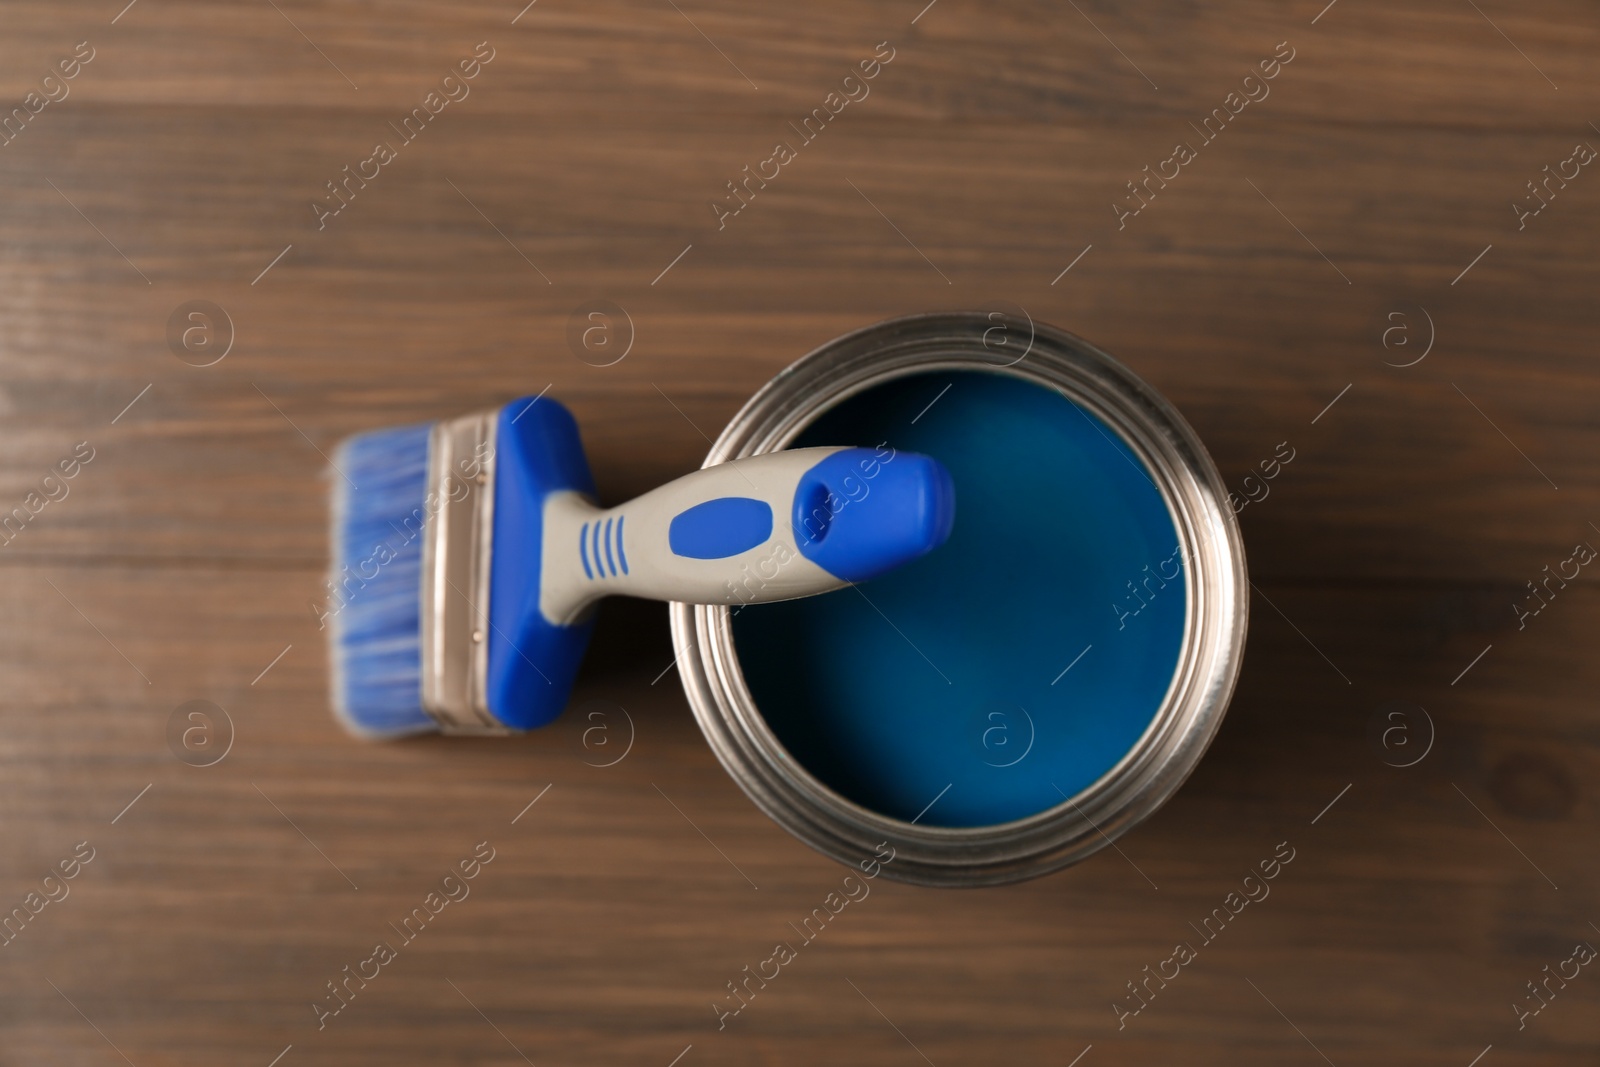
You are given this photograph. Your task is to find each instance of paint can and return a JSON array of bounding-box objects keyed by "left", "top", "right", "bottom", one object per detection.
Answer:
[{"left": 671, "top": 312, "right": 1247, "bottom": 886}]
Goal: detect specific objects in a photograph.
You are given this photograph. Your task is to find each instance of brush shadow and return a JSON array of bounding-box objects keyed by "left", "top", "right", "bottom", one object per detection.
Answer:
[{"left": 576, "top": 596, "right": 675, "bottom": 688}]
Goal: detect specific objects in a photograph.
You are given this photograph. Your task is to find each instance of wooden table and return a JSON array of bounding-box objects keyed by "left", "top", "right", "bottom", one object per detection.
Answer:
[{"left": 2, "top": 0, "right": 1597, "bottom": 1063}]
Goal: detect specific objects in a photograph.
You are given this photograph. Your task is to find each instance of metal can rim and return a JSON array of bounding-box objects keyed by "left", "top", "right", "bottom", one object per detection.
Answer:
[{"left": 670, "top": 312, "right": 1248, "bottom": 886}]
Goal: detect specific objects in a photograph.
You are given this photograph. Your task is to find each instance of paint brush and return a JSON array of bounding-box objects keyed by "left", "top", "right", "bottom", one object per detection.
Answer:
[{"left": 326, "top": 394, "right": 955, "bottom": 737}]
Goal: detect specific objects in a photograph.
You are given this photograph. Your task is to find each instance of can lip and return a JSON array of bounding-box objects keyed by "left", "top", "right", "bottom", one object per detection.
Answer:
[{"left": 671, "top": 312, "right": 1249, "bottom": 887}]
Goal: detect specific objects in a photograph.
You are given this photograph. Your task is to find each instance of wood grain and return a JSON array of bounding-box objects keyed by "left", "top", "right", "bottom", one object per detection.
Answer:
[{"left": 2, "top": 0, "right": 1598, "bottom": 1063}]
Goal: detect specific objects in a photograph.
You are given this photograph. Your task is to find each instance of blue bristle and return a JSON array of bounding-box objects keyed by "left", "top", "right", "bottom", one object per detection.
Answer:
[{"left": 327, "top": 421, "right": 437, "bottom": 738}]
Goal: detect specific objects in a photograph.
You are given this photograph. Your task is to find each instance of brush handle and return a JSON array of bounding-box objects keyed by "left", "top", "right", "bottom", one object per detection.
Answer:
[{"left": 537, "top": 445, "right": 955, "bottom": 626}]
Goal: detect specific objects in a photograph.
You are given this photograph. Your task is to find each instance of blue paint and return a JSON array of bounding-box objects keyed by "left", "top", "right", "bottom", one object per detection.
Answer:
[
  {"left": 791, "top": 448, "right": 957, "bottom": 583},
  {"left": 668, "top": 497, "right": 774, "bottom": 559},
  {"left": 732, "top": 371, "right": 1186, "bottom": 828}
]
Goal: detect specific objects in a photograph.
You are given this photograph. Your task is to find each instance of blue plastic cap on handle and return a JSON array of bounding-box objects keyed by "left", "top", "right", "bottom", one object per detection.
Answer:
[{"left": 790, "top": 447, "right": 956, "bottom": 583}]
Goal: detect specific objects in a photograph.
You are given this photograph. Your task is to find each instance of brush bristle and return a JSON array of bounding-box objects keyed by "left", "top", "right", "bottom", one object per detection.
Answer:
[{"left": 327, "top": 421, "right": 438, "bottom": 739}]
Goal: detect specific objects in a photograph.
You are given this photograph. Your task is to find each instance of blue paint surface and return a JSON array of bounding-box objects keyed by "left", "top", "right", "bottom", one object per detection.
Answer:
[
  {"left": 668, "top": 497, "right": 774, "bottom": 559},
  {"left": 732, "top": 371, "right": 1187, "bottom": 828}
]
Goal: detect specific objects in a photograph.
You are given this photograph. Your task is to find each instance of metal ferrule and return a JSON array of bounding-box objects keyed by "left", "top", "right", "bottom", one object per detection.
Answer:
[{"left": 420, "top": 409, "right": 507, "bottom": 734}]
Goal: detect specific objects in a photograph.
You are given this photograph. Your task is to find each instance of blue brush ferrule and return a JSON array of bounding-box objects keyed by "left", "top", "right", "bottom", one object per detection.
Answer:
[{"left": 484, "top": 396, "right": 598, "bottom": 730}]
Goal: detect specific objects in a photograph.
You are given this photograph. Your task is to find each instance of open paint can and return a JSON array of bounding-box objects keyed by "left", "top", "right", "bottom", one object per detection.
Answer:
[{"left": 671, "top": 313, "right": 1247, "bottom": 886}]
